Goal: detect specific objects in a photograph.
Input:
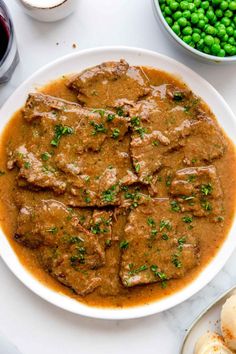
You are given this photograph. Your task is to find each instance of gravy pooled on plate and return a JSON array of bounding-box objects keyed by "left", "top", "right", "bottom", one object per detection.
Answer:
[{"left": 0, "top": 60, "right": 236, "bottom": 308}]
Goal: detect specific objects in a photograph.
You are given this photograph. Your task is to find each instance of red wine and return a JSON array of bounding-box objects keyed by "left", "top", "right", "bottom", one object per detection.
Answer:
[
  {"left": 0, "top": 0, "right": 19, "bottom": 84},
  {"left": 0, "top": 15, "right": 9, "bottom": 60}
]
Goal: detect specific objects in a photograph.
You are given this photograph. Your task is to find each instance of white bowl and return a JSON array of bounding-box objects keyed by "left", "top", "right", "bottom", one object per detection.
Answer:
[
  {"left": 152, "top": 0, "right": 236, "bottom": 64},
  {"left": 0, "top": 47, "right": 236, "bottom": 320}
]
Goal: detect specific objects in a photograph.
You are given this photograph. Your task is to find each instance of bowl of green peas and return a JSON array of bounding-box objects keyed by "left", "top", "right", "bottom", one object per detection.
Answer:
[{"left": 153, "top": 0, "right": 236, "bottom": 62}]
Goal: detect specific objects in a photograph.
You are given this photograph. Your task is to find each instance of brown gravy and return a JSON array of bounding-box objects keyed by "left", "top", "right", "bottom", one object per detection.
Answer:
[{"left": 0, "top": 61, "right": 236, "bottom": 308}]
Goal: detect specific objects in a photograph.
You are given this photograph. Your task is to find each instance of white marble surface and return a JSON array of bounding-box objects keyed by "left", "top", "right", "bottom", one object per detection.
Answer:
[{"left": 0, "top": 1, "right": 236, "bottom": 354}]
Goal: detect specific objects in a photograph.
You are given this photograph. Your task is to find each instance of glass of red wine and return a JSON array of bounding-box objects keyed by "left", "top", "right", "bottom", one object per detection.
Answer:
[{"left": 0, "top": 0, "right": 19, "bottom": 84}]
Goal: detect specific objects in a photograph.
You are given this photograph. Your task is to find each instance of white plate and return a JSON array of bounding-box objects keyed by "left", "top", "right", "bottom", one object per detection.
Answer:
[{"left": 0, "top": 46, "right": 236, "bottom": 320}]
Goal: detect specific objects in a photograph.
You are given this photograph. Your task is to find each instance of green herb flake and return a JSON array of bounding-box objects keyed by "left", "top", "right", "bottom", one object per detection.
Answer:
[
  {"left": 200, "top": 183, "right": 213, "bottom": 196},
  {"left": 47, "top": 226, "right": 58, "bottom": 234},
  {"left": 92, "top": 109, "right": 106, "bottom": 117},
  {"left": 41, "top": 152, "right": 51, "bottom": 161},
  {"left": 107, "top": 113, "right": 115, "bottom": 122},
  {"left": 0, "top": 170, "right": 5, "bottom": 176},
  {"left": 165, "top": 176, "right": 172, "bottom": 187},
  {"left": 172, "top": 254, "right": 182, "bottom": 268},
  {"left": 90, "top": 121, "right": 107, "bottom": 135},
  {"left": 147, "top": 217, "right": 156, "bottom": 227},
  {"left": 134, "top": 126, "right": 146, "bottom": 139},
  {"left": 131, "top": 116, "right": 140, "bottom": 127},
  {"left": 120, "top": 240, "right": 129, "bottom": 249},
  {"left": 51, "top": 124, "right": 74, "bottom": 147},
  {"left": 159, "top": 219, "right": 172, "bottom": 232},
  {"left": 135, "top": 164, "right": 140, "bottom": 173},
  {"left": 162, "top": 233, "right": 169, "bottom": 240},
  {"left": 102, "top": 185, "right": 117, "bottom": 203},
  {"left": 128, "top": 264, "right": 148, "bottom": 275},
  {"left": 182, "top": 216, "right": 193, "bottom": 223},
  {"left": 116, "top": 107, "right": 124, "bottom": 116},
  {"left": 170, "top": 200, "right": 181, "bottom": 212},
  {"left": 187, "top": 175, "right": 196, "bottom": 183},
  {"left": 152, "top": 140, "right": 159, "bottom": 146},
  {"left": 111, "top": 128, "right": 120, "bottom": 139},
  {"left": 105, "top": 239, "right": 111, "bottom": 247},
  {"left": 173, "top": 91, "right": 184, "bottom": 101},
  {"left": 24, "top": 162, "right": 31, "bottom": 169},
  {"left": 201, "top": 200, "right": 212, "bottom": 211}
]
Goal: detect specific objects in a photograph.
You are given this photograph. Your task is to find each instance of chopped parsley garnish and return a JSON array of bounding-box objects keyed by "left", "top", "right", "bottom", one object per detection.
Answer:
[
  {"left": 131, "top": 116, "right": 140, "bottom": 127},
  {"left": 173, "top": 91, "right": 184, "bottom": 101},
  {"left": 187, "top": 175, "right": 196, "bottom": 183},
  {"left": 24, "top": 161, "right": 31, "bottom": 169},
  {"left": 159, "top": 219, "right": 172, "bottom": 232},
  {"left": 165, "top": 176, "right": 172, "bottom": 187},
  {"left": 170, "top": 200, "right": 181, "bottom": 212},
  {"left": 151, "top": 229, "right": 158, "bottom": 236},
  {"left": 201, "top": 200, "right": 212, "bottom": 211},
  {"left": 128, "top": 264, "right": 148, "bottom": 275},
  {"left": 84, "top": 196, "right": 91, "bottom": 204},
  {"left": 102, "top": 185, "right": 117, "bottom": 203},
  {"left": 150, "top": 265, "right": 167, "bottom": 281},
  {"left": 90, "top": 121, "right": 107, "bottom": 135},
  {"left": 116, "top": 107, "right": 124, "bottom": 116},
  {"left": 134, "top": 126, "right": 146, "bottom": 139},
  {"left": 201, "top": 183, "right": 213, "bottom": 196},
  {"left": 135, "top": 164, "right": 140, "bottom": 173},
  {"left": 178, "top": 237, "right": 186, "bottom": 251},
  {"left": 162, "top": 233, "right": 169, "bottom": 240},
  {"left": 47, "top": 226, "right": 58, "bottom": 234},
  {"left": 105, "top": 239, "right": 111, "bottom": 247},
  {"left": 172, "top": 254, "right": 182, "bottom": 268},
  {"left": 182, "top": 216, "right": 193, "bottom": 223},
  {"left": 0, "top": 170, "right": 5, "bottom": 176},
  {"left": 217, "top": 216, "right": 224, "bottom": 222},
  {"left": 107, "top": 113, "right": 115, "bottom": 122},
  {"left": 120, "top": 240, "right": 129, "bottom": 249},
  {"left": 111, "top": 128, "right": 120, "bottom": 139},
  {"left": 181, "top": 195, "right": 195, "bottom": 201},
  {"left": 152, "top": 140, "right": 159, "bottom": 146},
  {"left": 51, "top": 124, "right": 74, "bottom": 147},
  {"left": 68, "top": 236, "right": 84, "bottom": 244},
  {"left": 92, "top": 109, "right": 106, "bottom": 117},
  {"left": 147, "top": 217, "right": 156, "bottom": 227},
  {"left": 41, "top": 152, "right": 51, "bottom": 161}
]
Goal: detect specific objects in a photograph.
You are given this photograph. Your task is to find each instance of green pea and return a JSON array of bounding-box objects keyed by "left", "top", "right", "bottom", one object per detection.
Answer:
[
  {"left": 234, "top": 30, "right": 236, "bottom": 39},
  {"left": 164, "top": 6, "right": 172, "bottom": 16},
  {"left": 191, "top": 13, "right": 199, "bottom": 24},
  {"left": 212, "top": 0, "right": 222, "bottom": 4},
  {"left": 228, "top": 37, "right": 235, "bottom": 45},
  {"left": 215, "top": 9, "right": 223, "bottom": 18},
  {"left": 198, "top": 19, "right": 206, "bottom": 28},
  {"left": 230, "top": 46, "right": 236, "bottom": 55},
  {"left": 205, "top": 25, "right": 216, "bottom": 35},
  {"left": 227, "top": 27, "right": 234, "bottom": 36},
  {"left": 201, "top": 32, "right": 206, "bottom": 38},
  {"left": 192, "top": 32, "right": 201, "bottom": 42},
  {"left": 172, "top": 23, "right": 181, "bottom": 35},
  {"left": 194, "top": 0, "right": 201, "bottom": 7},
  {"left": 223, "top": 34, "right": 229, "bottom": 42},
  {"left": 193, "top": 27, "right": 201, "bottom": 33},
  {"left": 178, "top": 17, "right": 188, "bottom": 27},
  {"left": 183, "top": 10, "right": 191, "bottom": 19},
  {"left": 224, "top": 43, "right": 232, "bottom": 54},
  {"left": 214, "top": 37, "right": 220, "bottom": 44},
  {"left": 169, "top": 1, "right": 179, "bottom": 11},
  {"left": 220, "top": 1, "right": 228, "bottom": 11},
  {"left": 211, "top": 43, "right": 221, "bottom": 55},
  {"left": 206, "top": 10, "right": 215, "bottom": 21},
  {"left": 225, "top": 10, "right": 233, "bottom": 18},
  {"left": 183, "top": 35, "right": 192, "bottom": 43},
  {"left": 229, "top": 1, "right": 236, "bottom": 11},
  {"left": 173, "top": 11, "right": 183, "bottom": 20},
  {"left": 180, "top": 1, "right": 189, "bottom": 11},
  {"left": 182, "top": 26, "right": 193, "bottom": 35},
  {"left": 188, "top": 3, "right": 196, "bottom": 12},
  {"left": 204, "top": 35, "right": 214, "bottom": 46},
  {"left": 203, "top": 46, "right": 211, "bottom": 54},
  {"left": 217, "top": 48, "right": 226, "bottom": 57},
  {"left": 166, "top": 17, "right": 173, "bottom": 26},
  {"left": 217, "top": 27, "right": 226, "bottom": 37},
  {"left": 202, "top": 1, "right": 210, "bottom": 10}
]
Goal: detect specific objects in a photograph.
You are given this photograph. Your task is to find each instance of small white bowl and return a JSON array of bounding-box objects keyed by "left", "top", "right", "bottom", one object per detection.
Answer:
[
  {"left": 0, "top": 47, "right": 236, "bottom": 319},
  {"left": 153, "top": 0, "right": 236, "bottom": 64},
  {"left": 16, "top": 0, "right": 77, "bottom": 22}
]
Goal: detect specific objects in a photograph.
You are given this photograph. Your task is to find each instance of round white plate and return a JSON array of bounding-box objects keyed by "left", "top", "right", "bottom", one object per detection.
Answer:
[{"left": 0, "top": 47, "right": 236, "bottom": 320}]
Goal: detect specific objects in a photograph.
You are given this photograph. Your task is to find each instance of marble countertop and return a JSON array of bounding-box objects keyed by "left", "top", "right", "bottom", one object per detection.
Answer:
[{"left": 0, "top": 1, "right": 236, "bottom": 354}]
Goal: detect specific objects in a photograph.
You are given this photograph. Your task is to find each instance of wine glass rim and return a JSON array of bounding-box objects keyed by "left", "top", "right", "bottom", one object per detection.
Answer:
[{"left": 0, "top": 1, "right": 14, "bottom": 68}]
